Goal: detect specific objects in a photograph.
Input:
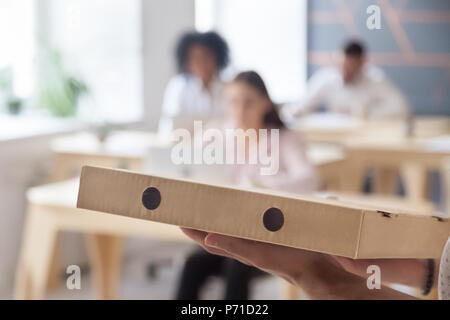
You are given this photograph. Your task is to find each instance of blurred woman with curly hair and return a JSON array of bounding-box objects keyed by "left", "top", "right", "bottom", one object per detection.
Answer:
[{"left": 159, "top": 31, "right": 230, "bottom": 135}]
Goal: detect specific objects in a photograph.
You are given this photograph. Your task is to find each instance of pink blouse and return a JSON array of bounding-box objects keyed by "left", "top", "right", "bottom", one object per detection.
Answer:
[{"left": 224, "top": 128, "right": 320, "bottom": 195}]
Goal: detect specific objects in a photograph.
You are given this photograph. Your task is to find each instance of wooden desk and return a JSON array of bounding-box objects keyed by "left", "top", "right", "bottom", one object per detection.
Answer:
[
  {"left": 342, "top": 136, "right": 450, "bottom": 203},
  {"left": 15, "top": 177, "right": 439, "bottom": 300},
  {"left": 46, "top": 131, "right": 174, "bottom": 290},
  {"left": 15, "top": 179, "right": 190, "bottom": 300},
  {"left": 293, "top": 114, "right": 450, "bottom": 202},
  {"left": 31, "top": 129, "right": 445, "bottom": 299},
  {"left": 50, "top": 131, "right": 172, "bottom": 181},
  {"left": 29, "top": 131, "right": 344, "bottom": 300},
  {"left": 51, "top": 130, "right": 347, "bottom": 189},
  {"left": 306, "top": 143, "right": 346, "bottom": 190},
  {"left": 294, "top": 115, "right": 450, "bottom": 145}
]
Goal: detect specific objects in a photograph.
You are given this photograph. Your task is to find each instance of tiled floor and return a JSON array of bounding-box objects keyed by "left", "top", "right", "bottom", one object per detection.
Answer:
[
  {"left": 46, "top": 241, "right": 284, "bottom": 300},
  {"left": 3, "top": 238, "right": 415, "bottom": 300}
]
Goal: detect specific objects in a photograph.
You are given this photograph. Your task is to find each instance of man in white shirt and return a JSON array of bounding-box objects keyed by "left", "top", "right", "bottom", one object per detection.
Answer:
[{"left": 287, "top": 40, "right": 410, "bottom": 120}]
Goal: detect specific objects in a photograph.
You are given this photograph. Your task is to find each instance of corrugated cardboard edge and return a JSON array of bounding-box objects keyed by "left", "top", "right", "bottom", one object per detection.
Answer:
[
  {"left": 76, "top": 166, "right": 366, "bottom": 257},
  {"left": 356, "top": 210, "right": 449, "bottom": 259},
  {"left": 353, "top": 210, "right": 365, "bottom": 259},
  {"left": 76, "top": 166, "right": 450, "bottom": 259}
]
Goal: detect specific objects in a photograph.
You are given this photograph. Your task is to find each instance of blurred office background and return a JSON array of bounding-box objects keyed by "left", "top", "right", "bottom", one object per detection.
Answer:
[
  {"left": 0, "top": 0, "right": 449, "bottom": 299},
  {"left": 308, "top": 0, "right": 450, "bottom": 115}
]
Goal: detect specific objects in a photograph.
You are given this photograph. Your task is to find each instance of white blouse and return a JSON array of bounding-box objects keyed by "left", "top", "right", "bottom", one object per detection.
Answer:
[
  {"left": 158, "top": 74, "right": 225, "bottom": 135},
  {"left": 439, "top": 237, "right": 450, "bottom": 300}
]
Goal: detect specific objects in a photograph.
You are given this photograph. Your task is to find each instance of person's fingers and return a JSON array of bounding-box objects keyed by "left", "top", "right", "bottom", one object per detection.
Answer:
[
  {"left": 180, "top": 228, "right": 207, "bottom": 243},
  {"left": 331, "top": 255, "right": 374, "bottom": 277},
  {"left": 202, "top": 243, "right": 234, "bottom": 258},
  {"left": 182, "top": 227, "right": 308, "bottom": 269},
  {"left": 204, "top": 245, "right": 254, "bottom": 267},
  {"left": 183, "top": 229, "right": 327, "bottom": 280},
  {"left": 181, "top": 228, "right": 253, "bottom": 266},
  {"left": 204, "top": 233, "right": 309, "bottom": 272},
  {"left": 200, "top": 239, "right": 233, "bottom": 257},
  {"left": 331, "top": 256, "right": 357, "bottom": 275},
  {"left": 204, "top": 234, "right": 264, "bottom": 265},
  {"left": 203, "top": 234, "right": 254, "bottom": 266}
]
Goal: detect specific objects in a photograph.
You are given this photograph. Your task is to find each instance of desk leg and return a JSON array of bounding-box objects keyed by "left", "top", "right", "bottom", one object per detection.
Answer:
[
  {"left": 340, "top": 163, "right": 367, "bottom": 193},
  {"left": 442, "top": 160, "right": 450, "bottom": 216},
  {"left": 373, "top": 167, "right": 398, "bottom": 195},
  {"left": 46, "top": 233, "right": 62, "bottom": 290},
  {"left": 14, "top": 206, "right": 58, "bottom": 300},
  {"left": 85, "top": 234, "right": 124, "bottom": 300},
  {"left": 401, "top": 163, "right": 428, "bottom": 204}
]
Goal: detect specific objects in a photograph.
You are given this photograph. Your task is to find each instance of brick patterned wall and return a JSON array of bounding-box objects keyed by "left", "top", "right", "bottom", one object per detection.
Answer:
[{"left": 307, "top": 0, "right": 450, "bottom": 115}]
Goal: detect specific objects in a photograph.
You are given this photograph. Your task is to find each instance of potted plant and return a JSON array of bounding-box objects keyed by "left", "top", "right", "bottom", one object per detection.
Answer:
[
  {"left": 37, "top": 47, "right": 89, "bottom": 117},
  {"left": 0, "top": 67, "right": 24, "bottom": 115},
  {"left": 7, "top": 96, "right": 23, "bottom": 115}
]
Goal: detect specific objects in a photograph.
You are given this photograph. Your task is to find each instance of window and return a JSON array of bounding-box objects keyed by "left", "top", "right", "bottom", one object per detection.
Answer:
[
  {"left": 41, "top": 0, "right": 143, "bottom": 122},
  {"left": 0, "top": 0, "right": 143, "bottom": 122},
  {"left": 0, "top": 0, "right": 35, "bottom": 98},
  {"left": 195, "top": 0, "right": 308, "bottom": 103}
]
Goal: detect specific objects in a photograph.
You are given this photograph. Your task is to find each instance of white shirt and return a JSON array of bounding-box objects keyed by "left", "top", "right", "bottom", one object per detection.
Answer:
[
  {"left": 288, "top": 67, "right": 410, "bottom": 120},
  {"left": 158, "top": 74, "right": 225, "bottom": 135}
]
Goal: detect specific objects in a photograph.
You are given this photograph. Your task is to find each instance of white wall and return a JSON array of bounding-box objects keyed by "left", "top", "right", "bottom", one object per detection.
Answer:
[
  {"left": 141, "top": 0, "right": 196, "bottom": 130},
  {"left": 0, "top": 134, "right": 56, "bottom": 296},
  {"left": 210, "top": 0, "right": 308, "bottom": 103}
]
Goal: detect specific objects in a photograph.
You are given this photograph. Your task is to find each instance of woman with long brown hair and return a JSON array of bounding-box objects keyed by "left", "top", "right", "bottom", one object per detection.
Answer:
[
  {"left": 223, "top": 71, "right": 318, "bottom": 193},
  {"left": 176, "top": 71, "right": 318, "bottom": 300}
]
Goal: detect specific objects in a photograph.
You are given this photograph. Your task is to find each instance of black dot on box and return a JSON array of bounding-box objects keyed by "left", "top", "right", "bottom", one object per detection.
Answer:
[
  {"left": 142, "top": 187, "right": 161, "bottom": 211},
  {"left": 263, "top": 207, "right": 284, "bottom": 232}
]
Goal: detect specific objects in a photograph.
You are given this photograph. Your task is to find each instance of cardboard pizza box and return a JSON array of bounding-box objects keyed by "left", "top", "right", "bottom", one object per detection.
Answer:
[{"left": 76, "top": 166, "right": 450, "bottom": 259}]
